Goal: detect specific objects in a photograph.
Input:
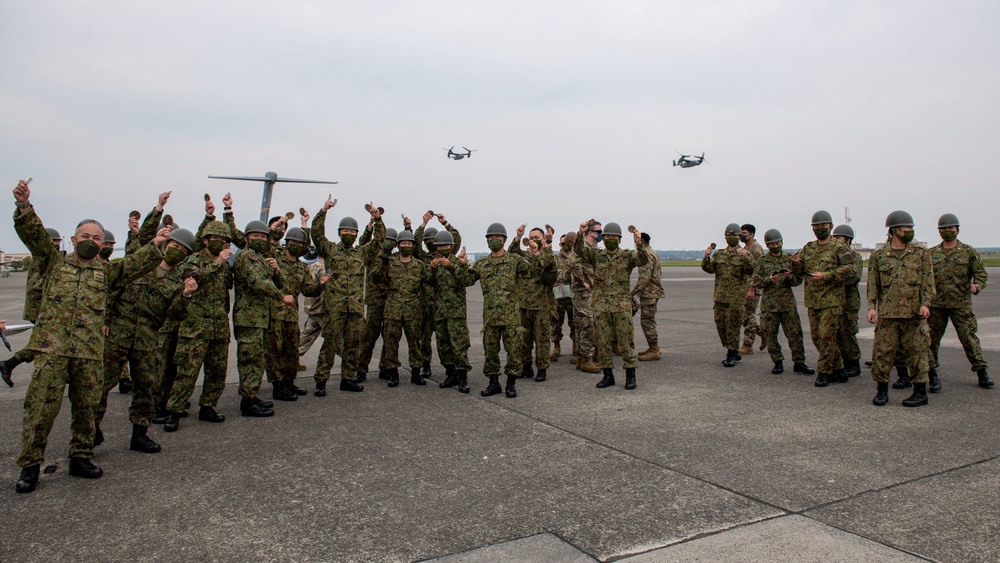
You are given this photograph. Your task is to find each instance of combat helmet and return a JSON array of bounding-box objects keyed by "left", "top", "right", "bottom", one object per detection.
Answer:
[
  {"left": 103, "top": 230, "right": 116, "bottom": 244},
  {"left": 284, "top": 227, "right": 308, "bottom": 243},
  {"left": 45, "top": 227, "right": 62, "bottom": 243},
  {"left": 244, "top": 220, "right": 269, "bottom": 235},
  {"left": 169, "top": 228, "right": 197, "bottom": 252},
  {"left": 763, "top": 229, "right": 783, "bottom": 244},
  {"left": 384, "top": 227, "right": 398, "bottom": 242},
  {"left": 423, "top": 227, "right": 439, "bottom": 241},
  {"left": 724, "top": 223, "right": 741, "bottom": 235},
  {"left": 486, "top": 223, "right": 507, "bottom": 238},
  {"left": 338, "top": 217, "right": 359, "bottom": 231},
  {"left": 434, "top": 230, "right": 455, "bottom": 246},
  {"left": 603, "top": 222, "right": 623, "bottom": 237},
  {"left": 885, "top": 210, "right": 914, "bottom": 228},
  {"left": 397, "top": 230, "right": 416, "bottom": 244},
  {"left": 938, "top": 213, "right": 960, "bottom": 228},
  {"left": 202, "top": 221, "right": 231, "bottom": 240},
  {"left": 832, "top": 224, "right": 855, "bottom": 240},
  {"left": 810, "top": 210, "right": 834, "bottom": 225}
]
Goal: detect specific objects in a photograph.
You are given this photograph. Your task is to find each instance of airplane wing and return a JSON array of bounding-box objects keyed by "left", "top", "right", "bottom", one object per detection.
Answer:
[
  {"left": 273, "top": 178, "right": 339, "bottom": 184},
  {"left": 208, "top": 175, "right": 272, "bottom": 181}
]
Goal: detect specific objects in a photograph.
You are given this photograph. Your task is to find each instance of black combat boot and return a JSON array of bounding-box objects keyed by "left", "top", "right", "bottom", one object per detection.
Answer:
[
  {"left": 378, "top": 369, "right": 390, "bottom": 380},
  {"left": 535, "top": 369, "right": 547, "bottom": 382},
  {"left": 314, "top": 381, "right": 327, "bottom": 397},
  {"left": 978, "top": 369, "right": 994, "bottom": 389},
  {"left": 793, "top": 362, "right": 815, "bottom": 375},
  {"left": 15, "top": 465, "right": 39, "bottom": 493},
  {"left": 815, "top": 373, "right": 829, "bottom": 387},
  {"left": 273, "top": 381, "right": 297, "bottom": 402},
  {"left": 240, "top": 398, "right": 274, "bottom": 417},
  {"left": 596, "top": 368, "right": 615, "bottom": 388},
  {"left": 520, "top": 364, "right": 534, "bottom": 379},
  {"left": 0, "top": 355, "right": 24, "bottom": 387},
  {"left": 734, "top": 352, "right": 743, "bottom": 362},
  {"left": 722, "top": 350, "right": 737, "bottom": 368},
  {"left": 481, "top": 375, "right": 501, "bottom": 396},
  {"left": 151, "top": 406, "right": 168, "bottom": 424},
  {"left": 892, "top": 366, "right": 912, "bottom": 389},
  {"left": 411, "top": 368, "right": 427, "bottom": 386},
  {"left": 928, "top": 368, "right": 941, "bottom": 393},
  {"left": 831, "top": 369, "right": 849, "bottom": 383},
  {"left": 456, "top": 371, "right": 470, "bottom": 394},
  {"left": 843, "top": 359, "right": 861, "bottom": 377},
  {"left": 93, "top": 424, "right": 104, "bottom": 447},
  {"left": 287, "top": 380, "right": 307, "bottom": 396},
  {"left": 118, "top": 378, "right": 133, "bottom": 394},
  {"left": 129, "top": 424, "right": 161, "bottom": 454},
  {"left": 872, "top": 382, "right": 889, "bottom": 406},
  {"left": 68, "top": 458, "right": 103, "bottom": 479},
  {"left": 444, "top": 365, "right": 456, "bottom": 380},
  {"left": 505, "top": 374, "right": 517, "bottom": 398},
  {"left": 624, "top": 368, "right": 636, "bottom": 390},
  {"left": 420, "top": 363, "right": 432, "bottom": 378},
  {"left": 163, "top": 412, "right": 181, "bottom": 432},
  {"left": 340, "top": 378, "right": 364, "bottom": 392},
  {"left": 902, "top": 383, "right": 928, "bottom": 407},
  {"left": 440, "top": 371, "right": 460, "bottom": 388},
  {"left": 772, "top": 360, "right": 784, "bottom": 374},
  {"left": 253, "top": 397, "right": 274, "bottom": 409},
  {"left": 198, "top": 406, "right": 225, "bottom": 423},
  {"left": 387, "top": 368, "right": 400, "bottom": 388},
  {"left": 355, "top": 370, "right": 367, "bottom": 383}
]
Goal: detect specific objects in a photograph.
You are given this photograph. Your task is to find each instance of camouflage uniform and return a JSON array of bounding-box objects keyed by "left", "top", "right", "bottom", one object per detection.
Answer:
[
  {"left": 266, "top": 250, "right": 322, "bottom": 385},
  {"left": 702, "top": 246, "right": 755, "bottom": 350},
  {"left": 356, "top": 229, "right": 392, "bottom": 376},
  {"left": 575, "top": 235, "right": 649, "bottom": 369},
  {"left": 928, "top": 241, "right": 988, "bottom": 372},
  {"left": 415, "top": 223, "right": 462, "bottom": 371},
  {"left": 509, "top": 240, "right": 557, "bottom": 370},
  {"left": 233, "top": 245, "right": 286, "bottom": 400},
  {"left": 570, "top": 250, "right": 597, "bottom": 358},
  {"left": 430, "top": 255, "right": 476, "bottom": 373},
  {"left": 836, "top": 248, "right": 864, "bottom": 366},
  {"left": 741, "top": 240, "right": 765, "bottom": 348},
  {"left": 124, "top": 206, "right": 163, "bottom": 254},
  {"left": 867, "top": 245, "right": 936, "bottom": 384},
  {"left": 312, "top": 209, "right": 385, "bottom": 383},
  {"left": 10, "top": 229, "right": 60, "bottom": 365},
  {"left": 751, "top": 252, "right": 807, "bottom": 363},
  {"left": 298, "top": 259, "right": 327, "bottom": 356},
  {"left": 550, "top": 250, "right": 576, "bottom": 350},
  {"left": 13, "top": 205, "right": 162, "bottom": 468},
  {"left": 380, "top": 256, "right": 431, "bottom": 370},
  {"left": 791, "top": 240, "right": 855, "bottom": 375},
  {"left": 632, "top": 245, "right": 664, "bottom": 348}
]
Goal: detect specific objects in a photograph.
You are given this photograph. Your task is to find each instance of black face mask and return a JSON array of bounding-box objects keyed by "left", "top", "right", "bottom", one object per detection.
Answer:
[
  {"left": 75, "top": 240, "right": 100, "bottom": 259},
  {"left": 98, "top": 247, "right": 114, "bottom": 260},
  {"left": 739, "top": 234, "right": 748, "bottom": 243}
]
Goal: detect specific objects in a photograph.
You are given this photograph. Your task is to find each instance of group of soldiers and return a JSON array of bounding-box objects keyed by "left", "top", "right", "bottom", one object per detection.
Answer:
[
  {"left": 3, "top": 180, "right": 664, "bottom": 494},
  {"left": 703, "top": 210, "right": 991, "bottom": 408}
]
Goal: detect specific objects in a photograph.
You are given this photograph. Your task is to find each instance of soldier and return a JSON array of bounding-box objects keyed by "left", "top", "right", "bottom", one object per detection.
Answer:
[
  {"left": 0, "top": 227, "right": 62, "bottom": 386},
  {"left": 11, "top": 179, "right": 168, "bottom": 494},
  {"left": 221, "top": 192, "right": 290, "bottom": 252},
  {"left": 311, "top": 197, "right": 385, "bottom": 395},
  {"left": 867, "top": 210, "right": 936, "bottom": 407},
  {"left": 633, "top": 232, "right": 665, "bottom": 361},
  {"left": 751, "top": 229, "right": 815, "bottom": 375},
  {"left": 415, "top": 212, "right": 462, "bottom": 378},
  {"left": 570, "top": 222, "right": 602, "bottom": 374},
  {"left": 99, "top": 230, "right": 116, "bottom": 261},
  {"left": 928, "top": 213, "right": 992, "bottom": 390},
  {"left": 266, "top": 224, "right": 326, "bottom": 401},
  {"left": 702, "top": 223, "right": 755, "bottom": 367},
  {"left": 355, "top": 225, "right": 397, "bottom": 382},
  {"left": 163, "top": 220, "right": 234, "bottom": 432},
  {"left": 550, "top": 232, "right": 576, "bottom": 362},
  {"left": 431, "top": 230, "right": 476, "bottom": 394},
  {"left": 297, "top": 250, "right": 327, "bottom": 365},
  {"left": 790, "top": 210, "right": 855, "bottom": 387},
  {"left": 832, "top": 224, "right": 864, "bottom": 377},
  {"left": 458, "top": 222, "right": 539, "bottom": 398},
  {"left": 738, "top": 224, "right": 766, "bottom": 355},
  {"left": 380, "top": 230, "right": 431, "bottom": 386},
  {"left": 509, "top": 226, "right": 557, "bottom": 382},
  {"left": 576, "top": 221, "right": 648, "bottom": 389}
]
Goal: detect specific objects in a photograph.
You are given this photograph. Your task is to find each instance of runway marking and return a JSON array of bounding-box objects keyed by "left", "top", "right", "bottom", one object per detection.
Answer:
[{"left": 857, "top": 316, "right": 1000, "bottom": 352}]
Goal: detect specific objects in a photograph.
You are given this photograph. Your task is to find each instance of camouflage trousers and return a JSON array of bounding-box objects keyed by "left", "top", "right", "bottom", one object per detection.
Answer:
[
  {"left": 550, "top": 298, "right": 575, "bottom": 345},
  {"left": 742, "top": 294, "right": 761, "bottom": 348},
  {"left": 235, "top": 326, "right": 267, "bottom": 400},
  {"left": 13, "top": 346, "right": 36, "bottom": 364},
  {"left": 929, "top": 307, "right": 988, "bottom": 371},
  {"left": 381, "top": 315, "right": 423, "bottom": 370},
  {"left": 96, "top": 339, "right": 161, "bottom": 428},
  {"left": 266, "top": 319, "right": 300, "bottom": 384},
  {"left": 420, "top": 303, "right": 435, "bottom": 368},
  {"left": 298, "top": 313, "right": 327, "bottom": 356},
  {"left": 807, "top": 307, "right": 845, "bottom": 374},
  {"left": 521, "top": 308, "right": 552, "bottom": 370},
  {"left": 483, "top": 324, "right": 523, "bottom": 377},
  {"left": 837, "top": 312, "right": 861, "bottom": 363},
  {"left": 357, "top": 299, "right": 387, "bottom": 374},
  {"left": 639, "top": 298, "right": 659, "bottom": 346},
  {"left": 316, "top": 310, "right": 364, "bottom": 382},
  {"left": 167, "top": 337, "right": 228, "bottom": 413},
  {"left": 713, "top": 302, "right": 743, "bottom": 350},
  {"left": 572, "top": 290, "right": 595, "bottom": 357},
  {"left": 155, "top": 331, "right": 180, "bottom": 412},
  {"left": 871, "top": 318, "right": 930, "bottom": 384},
  {"left": 435, "top": 317, "right": 472, "bottom": 372},
  {"left": 18, "top": 353, "right": 99, "bottom": 467},
  {"left": 760, "top": 310, "right": 806, "bottom": 363},
  {"left": 595, "top": 311, "right": 638, "bottom": 369}
]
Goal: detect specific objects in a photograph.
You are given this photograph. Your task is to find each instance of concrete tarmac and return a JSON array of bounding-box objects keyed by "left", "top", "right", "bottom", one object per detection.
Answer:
[{"left": 0, "top": 267, "right": 997, "bottom": 562}]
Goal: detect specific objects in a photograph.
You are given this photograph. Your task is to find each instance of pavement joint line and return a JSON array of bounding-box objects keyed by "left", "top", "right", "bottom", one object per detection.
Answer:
[{"left": 601, "top": 513, "right": 782, "bottom": 562}]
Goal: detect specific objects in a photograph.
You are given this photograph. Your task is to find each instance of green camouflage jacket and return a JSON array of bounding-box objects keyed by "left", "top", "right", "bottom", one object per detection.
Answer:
[
  {"left": 929, "top": 241, "right": 987, "bottom": 309},
  {"left": 233, "top": 248, "right": 285, "bottom": 328},
  {"left": 791, "top": 240, "right": 854, "bottom": 310},
  {"left": 751, "top": 252, "right": 803, "bottom": 313},
  {"left": 575, "top": 236, "right": 649, "bottom": 314},
  {"left": 633, "top": 245, "right": 664, "bottom": 299},
  {"left": 867, "top": 244, "right": 936, "bottom": 318},
  {"left": 312, "top": 209, "right": 384, "bottom": 315},
  {"left": 270, "top": 253, "right": 322, "bottom": 323},
  {"left": 359, "top": 225, "right": 392, "bottom": 306},
  {"left": 108, "top": 265, "right": 191, "bottom": 351},
  {"left": 701, "top": 246, "right": 754, "bottom": 305},
  {"left": 415, "top": 223, "right": 461, "bottom": 305},
  {"left": 177, "top": 249, "right": 234, "bottom": 341},
  {"left": 508, "top": 240, "right": 557, "bottom": 311},
  {"left": 843, "top": 250, "right": 863, "bottom": 314},
  {"left": 125, "top": 207, "right": 163, "bottom": 255},
  {"left": 431, "top": 257, "right": 476, "bottom": 321},
  {"left": 384, "top": 256, "right": 430, "bottom": 322},
  {"left": 465, "top": 251, "right": 536, "bottom": 326}
]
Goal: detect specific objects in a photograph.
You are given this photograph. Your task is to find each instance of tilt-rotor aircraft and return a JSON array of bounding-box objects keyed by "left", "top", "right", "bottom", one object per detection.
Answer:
[{"left": 208, "top": 171, "right": 338, "bottom": 221}]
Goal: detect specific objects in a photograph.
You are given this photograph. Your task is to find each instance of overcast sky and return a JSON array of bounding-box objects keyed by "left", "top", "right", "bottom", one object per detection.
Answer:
[{"left": 2, "top": 1, "right": 998, "bottom": 253}]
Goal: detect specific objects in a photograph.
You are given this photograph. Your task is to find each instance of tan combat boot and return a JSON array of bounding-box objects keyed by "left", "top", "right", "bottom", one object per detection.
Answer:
[
  {"left": 638, "top": 344, "right": 661, "bottom": 362},
  {"left": 738, "top": 344, "right": 754, "bottom": 355},
  {"left": 570, "top": 355, "right": 579, "bottom": 366},
  {"left": 757, "top": 330, "right": 767, "bottom": 351},
  {"left": 550, "top": 342, "right": 561, "bottom": 361},
  {"left": 579, "top": 355, "right": 601, "bottom": 374}
]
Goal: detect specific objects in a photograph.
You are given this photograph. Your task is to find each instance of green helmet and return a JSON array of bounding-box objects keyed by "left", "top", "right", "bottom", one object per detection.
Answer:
[
  {"left": 604, "top": 222, "right": 623, "bottom": 237},
  {"left": 397, "top": 230, "right": 416, "bottom": 244},
  {"left": 385, "top": 227, "right": 398, "bottom": 242},
  {"left": 434, "top": 230, "right": 455, "bottom": 246},
  {"left": 103, "top": 230, "right": 116, "bottom": 244},
  {"left": 338, "top": 217, "right": 359, "bottom": 231},
  {"left": 45, "top": 227, "right": 62, "bottom": 243},
  {"left": 885, "top": 210, "right": 914, "bottom": 228},
  {"left": 169, "top": 228, "right": 197, "bottom": 252},
  {"left": 832, "top": 224, "right": 855, "bottom": 240},
  {"left": 423, "top": 227, "right": 439, "bottom": 241},
  {"left": 810, "top": 210, "right": 834, "bottom": 225},
  {"left": 763, "top": 229, "right": 782, "bottom": 244},
  {"left": 486, "top": 222, "right": 507, "bottom": 238},
  {"left": 724, "top": 223, "right": 741, "bottom": 235},
  {"left": 937, "top": 213, "right": 960, "bottom": 228},
  {"left": 284, "top": 227, "right": 308, "bottom": 243},
  {"left": 244, "top": 220, "right": 269, "bottom": 235},
  {"left": 202, "top": 221, "right": 231, "bottom": 240}
]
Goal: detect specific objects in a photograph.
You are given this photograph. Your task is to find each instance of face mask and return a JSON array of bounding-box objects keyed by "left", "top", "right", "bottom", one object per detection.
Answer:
[
  {"left": 75, "top": 239, "right": 100, "bottom": 259},
  {"left": 725, "top": 236, "right": 739, "bottom": 247},
  {"left": 813, "top": 228, "right": 830, "bottom": 240},
  {"left": 487, "top": 239, "right": 504, "bottom": 252},
  {"left": 898, "top": 230, "right": 914, "bottom": 244},
  {"left": 164, "top": 247, "right": 188, "bottom": 266},
  {"left": 99, "top": 247, "right": 114, "bottom": 260},
  {"left": 739, "top": 234, "right": 748, "bottom": 243},
  {"left": 437, "top": 247, "right": 452, "bottom": 256},
  {"left": 269, "top": 229, "right": 284, "bottom": 241},
  {"left": 561, "top": 243, "right": 572, "bottom": 252},
  {"left": 940, "top": 230, "right": 957, "bottom": 242},
  {"left": 769, "top": 246, "right": 782, "bottom": 255},
  {"left": 341, "top": 233, "right": 356, "bottom": 247},
  {"left": 249, "top": 239, "right": 270, "bottom": 254},
  {"left": 426, "top": 241, "right": 436, "bottom": 252},
  {"left": 287, "top": 242, "right": 308, "bottom": 257},
  {"left": 604, "top": 238, "right": 620, "bottom": 251},
  {"left": 399, "top": 246, "right": 414, "bottom": 257},
  {"left": 207, "top": 240, "right": 226, "bottom": 256},
  {"left": 383, "top": 241, "right": 395, "bottom": 252}
]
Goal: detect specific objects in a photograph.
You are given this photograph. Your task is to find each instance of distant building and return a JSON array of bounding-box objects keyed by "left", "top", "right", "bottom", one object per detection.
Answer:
[{"left": 2, "top": 252, "right": 30, "bottom": 264}]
